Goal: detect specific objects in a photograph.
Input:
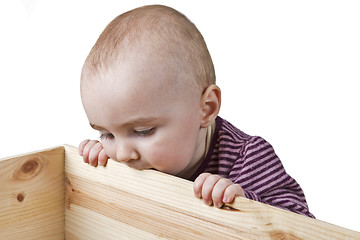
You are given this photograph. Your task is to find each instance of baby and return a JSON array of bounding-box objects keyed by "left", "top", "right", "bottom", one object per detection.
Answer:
[{"left": 79, "top": 5, "right": 314, "bottom": 218}]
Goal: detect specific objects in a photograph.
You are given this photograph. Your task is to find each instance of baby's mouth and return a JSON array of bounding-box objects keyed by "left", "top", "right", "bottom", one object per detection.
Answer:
[{"left": 124, "top": 160, "right": 144, "bottom": 170}]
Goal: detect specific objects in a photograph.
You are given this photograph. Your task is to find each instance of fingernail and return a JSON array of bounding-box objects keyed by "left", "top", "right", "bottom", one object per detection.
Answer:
[{"left": 216, "top": 202, "right": 223, "bottom": 208}]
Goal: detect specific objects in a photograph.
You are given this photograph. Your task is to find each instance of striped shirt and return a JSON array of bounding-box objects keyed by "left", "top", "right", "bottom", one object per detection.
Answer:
[{"left": 190, "top": 116, "right": 314, "bottom": 218}]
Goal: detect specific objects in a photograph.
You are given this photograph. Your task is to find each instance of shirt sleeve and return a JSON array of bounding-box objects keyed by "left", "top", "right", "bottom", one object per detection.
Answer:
[{"left": 231, "top": 136, "right": 314, "bottom": 218}]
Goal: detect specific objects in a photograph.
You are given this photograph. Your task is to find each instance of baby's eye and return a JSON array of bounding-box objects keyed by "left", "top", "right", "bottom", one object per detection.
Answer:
[
  {"left": 133, "top": 127, "right": 156, "bottom": 137},
  {"left": 99, "top": 133, "right": 114, "bottom": 140}
]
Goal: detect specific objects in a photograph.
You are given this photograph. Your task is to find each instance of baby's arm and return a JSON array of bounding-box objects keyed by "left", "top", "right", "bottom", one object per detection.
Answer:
[
  {"left": 227, "top": 136, "right": 314, "bottom": 218},
  {"left": 78, "top": 139, "right": 109, "bottom": 166},
  {"left": 193, "top": 173, "right": 245, "bottom": 208}
]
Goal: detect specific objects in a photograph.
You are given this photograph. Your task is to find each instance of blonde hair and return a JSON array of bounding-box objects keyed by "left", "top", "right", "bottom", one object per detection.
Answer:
[{"left": 82, "top": 5, "right": 215, "bottom": 93}]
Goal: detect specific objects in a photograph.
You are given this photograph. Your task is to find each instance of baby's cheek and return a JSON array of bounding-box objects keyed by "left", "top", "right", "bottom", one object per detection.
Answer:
[
  {"left": 147, "top": 147, "right": 182, "bottom": 173},
  {"left": 147, "top": 148, "right": 170, "bottom": 167}
]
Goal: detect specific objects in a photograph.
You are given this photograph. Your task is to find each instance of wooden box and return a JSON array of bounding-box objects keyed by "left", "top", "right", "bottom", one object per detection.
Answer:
[{"left": 1, "top": 145, "right": 359, "bottom": 239}]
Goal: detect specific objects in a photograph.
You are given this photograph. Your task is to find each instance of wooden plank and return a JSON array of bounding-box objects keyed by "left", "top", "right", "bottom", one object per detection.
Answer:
[
  {"left": 64, "top": 145, "right": 360, "bottom": 240},
  {"left": 0, "top": 146, "right": 65, "bottom": 240}
]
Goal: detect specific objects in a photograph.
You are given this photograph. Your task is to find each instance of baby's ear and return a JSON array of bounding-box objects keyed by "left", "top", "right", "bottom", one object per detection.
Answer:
[{"left": 200, "top": 84, "right": 221, "bottom": 128}]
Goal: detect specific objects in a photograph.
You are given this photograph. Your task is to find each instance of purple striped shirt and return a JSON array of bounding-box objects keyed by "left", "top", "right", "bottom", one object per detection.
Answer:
[{"left": 190, "top": 116, "right": 314, "bottom": 218}]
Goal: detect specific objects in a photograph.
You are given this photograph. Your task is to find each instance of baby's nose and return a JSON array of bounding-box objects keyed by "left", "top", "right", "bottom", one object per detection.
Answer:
[{"left": 115, "top": 142, "right": 139, "bottom": 163}]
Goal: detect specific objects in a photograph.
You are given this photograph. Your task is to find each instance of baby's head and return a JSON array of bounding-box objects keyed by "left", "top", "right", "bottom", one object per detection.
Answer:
[
  {"left": 82, "top": 4, "right": 215, "bottom": 99},
  {"left": 81, "top": 5, "right": 221, "bottom": 178}
]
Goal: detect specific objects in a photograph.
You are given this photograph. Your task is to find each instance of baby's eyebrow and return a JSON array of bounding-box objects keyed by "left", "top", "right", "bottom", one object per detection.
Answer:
[
  {"left": 90, "top": 123, "right": 104, "bottom": 130},
  {"left": 123, "top": 117, "right": 158, "bottom": 126},
  {"left": 89, "top": 117, "right": 158, "bottom": 131}
]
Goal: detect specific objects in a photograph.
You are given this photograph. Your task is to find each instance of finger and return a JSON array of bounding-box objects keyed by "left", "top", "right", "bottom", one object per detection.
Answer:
[
  {"left": 201, "top": 174, "right": 222, "bottom": 205},
  {"left": 193, "top": 173, "right": 211, "bottom": 198},
  {"left": 98, "top": 148, "right": 109, "bottom": 166},
  {"left": 212, "top": 178, "right": 233, "bottom": 208},
  {"left": 82, "top": 140, "right": 99, "bottom": 164},
  {"left": 222, "top": 184, "right": 245, "bottom": 203},
  {"left": 78, "top": 139, "right": 90, "bottom": 156},
  {"left": 88, "top": 142, "right": 103, "bottom": 167}
]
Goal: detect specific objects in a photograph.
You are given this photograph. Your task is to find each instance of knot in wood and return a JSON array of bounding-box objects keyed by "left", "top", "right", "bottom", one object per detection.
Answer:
[
  {"left": 17, "top": 193, "right": 25, "bottom": 202},
  {"left": 13, "top": 157, "right": 43, "bottom": 180},
  {"left": 21, "top": 160, "right": 38, "bottom": 173}
]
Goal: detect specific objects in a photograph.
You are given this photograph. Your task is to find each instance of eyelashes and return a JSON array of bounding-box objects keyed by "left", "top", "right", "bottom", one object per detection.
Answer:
[
  {"left": 99, "top": 127, "right": 156, "bottom": 140},
  {"left": 133, "top": 127, "right": 156, "bottom": 137},
  {"left": 99, "top": 133, "right": 114, "bottom": 140}
]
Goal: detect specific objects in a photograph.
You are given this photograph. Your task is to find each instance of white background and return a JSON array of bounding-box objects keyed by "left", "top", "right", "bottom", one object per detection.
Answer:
[{"left": 1, "top": 0, "right": 359, "bottom": 232}]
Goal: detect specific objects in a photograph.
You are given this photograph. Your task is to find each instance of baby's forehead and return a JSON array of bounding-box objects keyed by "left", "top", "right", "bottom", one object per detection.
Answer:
[
  {"left": 83, "top": 53, "right": 173, "bottom": 85},
  {"left": 82, "top": 55, "right": 199, "bottom": 104},
  {"left": 81, "top": 68, "right": 201, "bottom": 119}
]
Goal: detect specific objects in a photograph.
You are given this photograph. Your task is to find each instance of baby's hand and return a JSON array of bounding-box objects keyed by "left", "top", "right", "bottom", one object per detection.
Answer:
[
  {"left": 193, "top": 173, "right": 245, "bottom": 208},
  {"left": 78, "top": 139, "right": 109, "bottom": 167}
]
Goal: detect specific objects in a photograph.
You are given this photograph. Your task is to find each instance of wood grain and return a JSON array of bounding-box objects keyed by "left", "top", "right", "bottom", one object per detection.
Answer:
[
  {"left": 64, "top": 145, "right": 360, "bottom": 240},
  {"left": 0, "top": 146, "right": 65, "bottom": 240},
  {"left": 1, "top": 145, "right": 359, "bottom": 239}
]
